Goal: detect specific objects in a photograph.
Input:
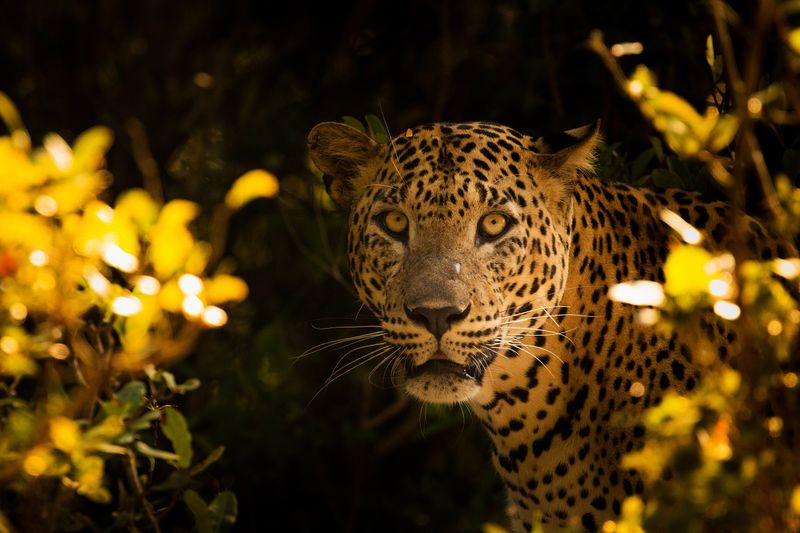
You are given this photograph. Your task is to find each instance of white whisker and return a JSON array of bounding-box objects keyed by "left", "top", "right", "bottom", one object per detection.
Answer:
[
  {"left": 326, "top": 342, "right": 392, "bottom": 383},
  {"left": 311, "top": 324, "right": 382, "bottom": 331},
  {"left": 369, "top": 347, "right": 402, "bottom": 385},
  {"left": 292, "top": 331, "right": 384, "bottom": 362}
]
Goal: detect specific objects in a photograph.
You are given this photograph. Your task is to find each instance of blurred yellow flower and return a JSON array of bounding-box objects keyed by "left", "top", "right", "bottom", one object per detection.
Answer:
[
  {"left": 73, "top": 455, "right": 111, "bottom": 503},
  {"left": 148, "top": 200, "right": 199, "bottom": 278},
  {"left": 71, "top": 126, "right": 113, "bottom": 172},
  {"left": 0, "top": 212, "right": 53, "bottom": 250},
  {"left": 664, "top": 245, "right": 714, "bottom": 308},
  {"left": 50, "top": 416, "right": 81, "bottom": 452},
  {"left": 791, "top": 485, "right": 800, "bottom": 515},
  {"left": 158, "top": 280, "right": 185, "bottom": 312},
  {"left": 23, "top": 446, "right": 55, "bottom": 477},
  {"left": 115, "top": 188, "right": 158, "bottom": 232},
  {"left": 0, "top": 351, "right": 37, "bottom": 377},
  {"left": 206, "top": 274, "right": 249, "bottom": 304},
  {"left": 224, "top": 169, "right": 279, "bottom": 210}
]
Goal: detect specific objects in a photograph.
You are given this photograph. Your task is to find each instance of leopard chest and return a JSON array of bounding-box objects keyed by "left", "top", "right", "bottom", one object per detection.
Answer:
[{"left": 471, "top": 302, "right": 648, "bottom": 531}]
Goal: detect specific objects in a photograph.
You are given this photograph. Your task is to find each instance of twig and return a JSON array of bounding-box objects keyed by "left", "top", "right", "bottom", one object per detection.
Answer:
[
  {"left": 585, "top": 31, "right": 629, "bottom": 91},
  {"left": 125, "top": 450, "right": 162, "bottom": 533},
  {"left": 206, "top": 204, "right": 232, "bottom": 271},
  {"left": 709, "top": 0, "right": 746, "bottom": 106},
  {"left": 710, "top": 0, "right": 788, "bottom": 229},
  {"left": 126, "top": 118, "right": 164, "bottom": 205},
  {"left": 373, "top": 412, "right": 423, "bottom": 459},
  {"left": 361, "top": 391, "right": 410, "bottom": 430}
]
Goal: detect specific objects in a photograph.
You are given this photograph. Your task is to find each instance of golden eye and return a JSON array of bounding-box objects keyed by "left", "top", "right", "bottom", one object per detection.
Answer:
[
  {"left": 478, "top": 213, "right": 510, "bottom": 240},
  {"left": 382, "top": 210, "right": 409, "bottom": 236}
]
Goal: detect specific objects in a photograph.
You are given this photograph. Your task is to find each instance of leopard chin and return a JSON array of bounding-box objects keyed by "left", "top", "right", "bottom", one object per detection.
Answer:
[{"left": 401, "top": 359, "right": 483, "bottom": 403}]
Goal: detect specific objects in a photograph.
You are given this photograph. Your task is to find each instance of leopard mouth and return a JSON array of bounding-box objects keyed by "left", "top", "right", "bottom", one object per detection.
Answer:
[
  {"left": 407, "top": 358, "right": 478, "bottom": 380},
  {"left": 404, "top": 348, "right": 495, "bottom": 383}
]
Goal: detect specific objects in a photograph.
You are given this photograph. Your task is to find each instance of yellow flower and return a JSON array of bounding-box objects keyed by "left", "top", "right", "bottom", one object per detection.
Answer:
[
  {"left": 0, "top": 351, "right": 37, "bottom": 377},
  {"left": 22, "top": 445, "right": 55, "bottom": 477},
  {"left": 50, "top": 416, "right": 81, "bottom": 452},
  {"left": 148, "top": 200, "right": 199, "bottom": 278},
  {"left": 791, "top": 485, "right": 800, "bottom": 515},
  {"left": 663, "top": 245, "right": 714, "bottom": 310},
  {"left": 158, "top": 280, "right": 185, "bottom": 313},
  {"left": 205, "top": 274, "right": 249, "bottom": 304},
  {"left": 224, "top": 169, "right": 279, "bottom": 209},
  {"left": 115, "top": 189, "right": 158, "bottom": 232},
  {"left": 73, "top": 455, "right": 111, "bottom": 503}
]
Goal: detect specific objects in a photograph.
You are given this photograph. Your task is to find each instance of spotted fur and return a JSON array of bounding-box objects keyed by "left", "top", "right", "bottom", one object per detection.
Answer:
[{"left": 307, "top": 121, "right": 789, "bottom": 532}]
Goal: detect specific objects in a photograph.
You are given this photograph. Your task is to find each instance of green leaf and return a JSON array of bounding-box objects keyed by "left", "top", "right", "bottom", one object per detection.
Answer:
[
  {"left": 183, "top": 490, "right": 213, "bottom": 533},
  {"left": 341, "top": 116, "right": 365, "bottom": 132},
  {"left": 208, "top": 491, "right": 238, "bottom": 532},
  {"left": 707, "top": 114, "right": 739, "bottom": 153},
  {"left": 666, "top": 157, "right": 696, "bottom": 184},
  {"left": 128, "top": 409, "right": 161, "bottom": 431},
  {"left": 148, "top": 369, "right": 201, "bottom": 394},
  {"left": 162, "top": 407, "right": 193, "bottom": 468},
  {"left": 364, "top": 114, "right": 390, "bottom": 143},
  {"left": 630, "top": 148, "right": 655, "bottom": 180},
  {"left": 174, "top": 378, "right": 201, "bottom": 393},
  {"left": 650, "top": 136, "right": 664, "bottom": 163},
  {"left": 160, "top": 371, "right": 201, "bottom": 394},
  {"left": 116, "top": 381, "right": 146, "bottom": 417},
  {"left": 151, "top": 470, "right": 191, "bottom": 491},
  {"left": 648, "top": 169, "right": 685, "bottom": 189},
  {"left": 135, "top": 441, "right": 181, "bottom": 462},
  {"left": 190, "top": 446, "right": 226, "bottom": 477}
]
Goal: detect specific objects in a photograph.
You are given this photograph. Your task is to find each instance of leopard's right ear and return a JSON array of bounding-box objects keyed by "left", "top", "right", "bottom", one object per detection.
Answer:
[{"left": 308, "top": 122, "right": 379, "bottom": 210}]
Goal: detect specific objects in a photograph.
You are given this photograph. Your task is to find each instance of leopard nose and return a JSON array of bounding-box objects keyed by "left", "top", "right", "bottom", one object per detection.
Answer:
[{"left": 404, "top": 303, "right": 471, "bottom": 339}]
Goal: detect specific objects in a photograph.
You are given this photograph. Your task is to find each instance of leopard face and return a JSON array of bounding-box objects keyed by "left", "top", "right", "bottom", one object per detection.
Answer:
[{"left": 309, "top": 121, "right": 597, "bottom": 404}]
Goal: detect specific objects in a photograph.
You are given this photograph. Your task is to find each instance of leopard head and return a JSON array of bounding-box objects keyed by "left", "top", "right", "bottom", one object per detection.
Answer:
[{"left": 308, "top": 121, "right": 599, "bottom": 404}]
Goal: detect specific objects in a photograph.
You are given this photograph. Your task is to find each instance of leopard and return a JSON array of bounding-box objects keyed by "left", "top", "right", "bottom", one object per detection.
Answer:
[{"left": 307, "top": 120, "right": 790, "bottom": 532}]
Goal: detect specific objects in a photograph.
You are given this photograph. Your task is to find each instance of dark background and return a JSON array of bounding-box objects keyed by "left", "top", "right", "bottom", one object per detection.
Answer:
[{"left": 0, "top": 1, "right": 776, "bottom": 531}]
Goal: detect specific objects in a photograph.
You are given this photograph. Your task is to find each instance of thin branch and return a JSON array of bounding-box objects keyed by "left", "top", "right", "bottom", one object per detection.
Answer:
[
  {"left": 125, "top": 451, "right": 161, "bottom": 533},
  {"left": 126, "top": 118, "right": 164, "bottom": 205},
  {"left": 206, "top": 204, "right": 233, "bottom": 271},
  {"left": 709, "top": 0, "right": 746, "bottom": 106},
  {"left": 585, "top": 31, "right": 629, "bottom": 91},
  {"left": 361, "top": 391, "right": 410, "bottom": 430},
  {"left": 710, "top": 0, "right": 788, "bottom": 229}
]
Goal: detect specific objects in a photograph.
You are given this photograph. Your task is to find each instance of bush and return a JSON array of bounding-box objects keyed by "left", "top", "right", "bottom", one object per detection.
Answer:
[
  {"left": 0, "top": 94, "right": 277, "bottom": 532},
  {"left": 587, "top": 5, "right": 800, "bottom": 532}
]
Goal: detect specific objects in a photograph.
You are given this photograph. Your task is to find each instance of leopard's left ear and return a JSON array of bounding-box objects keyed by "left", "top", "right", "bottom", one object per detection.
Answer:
[
  {"left": 527, "top": 121, "right": 601, "bottom": 221},
  {"left": 531, "top": 120, "right": 602, "bottom": 174}
]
